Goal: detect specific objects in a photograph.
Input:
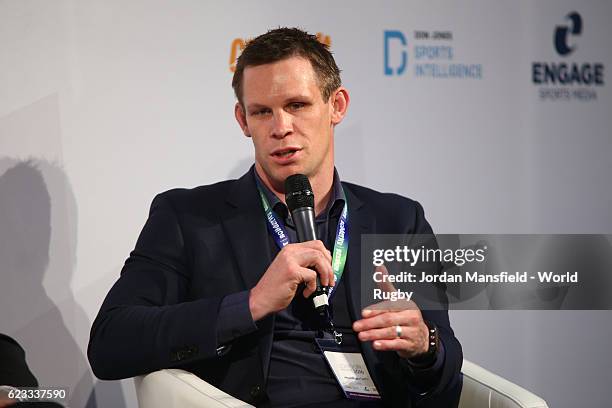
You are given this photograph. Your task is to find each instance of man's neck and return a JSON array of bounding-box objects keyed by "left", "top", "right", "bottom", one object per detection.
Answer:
[{"left": 255, "top": 165, "right": 333, "bottom": 216}]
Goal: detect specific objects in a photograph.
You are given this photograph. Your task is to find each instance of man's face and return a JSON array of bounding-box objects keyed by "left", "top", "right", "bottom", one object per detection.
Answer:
[{"left": 235, "top": 56, "right": 345, "bottom": 191}]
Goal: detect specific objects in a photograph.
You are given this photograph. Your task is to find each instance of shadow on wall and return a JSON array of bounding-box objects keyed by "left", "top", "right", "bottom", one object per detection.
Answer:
[
  {"left": 333, "top": 122, "right": 366, "bottom": 185},
  {"left": 0, "top": 159, "right": 126, "bottom": 408},
  {"left": 227, "top": 156, "right": 254, "bottom": 180}
]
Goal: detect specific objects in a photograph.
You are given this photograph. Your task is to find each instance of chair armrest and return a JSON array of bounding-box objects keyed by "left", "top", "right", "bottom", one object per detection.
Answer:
[
  {"left": 460, "top": 359, "right": 548, "bottom": 408},
  {"left": 135, "top": 359, "right": 549, "bottom": 408},
  {"left": 134, "top": 369, "right": 253, "bottom": 408}
]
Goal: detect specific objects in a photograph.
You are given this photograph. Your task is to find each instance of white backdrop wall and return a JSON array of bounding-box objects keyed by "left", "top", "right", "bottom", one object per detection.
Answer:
[{"left": 1, "top": 1, "right": 610, "bottom": 407}]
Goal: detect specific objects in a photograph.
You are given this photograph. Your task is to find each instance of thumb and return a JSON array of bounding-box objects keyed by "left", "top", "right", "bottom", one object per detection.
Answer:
[{"left": 375, "top": 264, "right": 397, "bottom": 293}]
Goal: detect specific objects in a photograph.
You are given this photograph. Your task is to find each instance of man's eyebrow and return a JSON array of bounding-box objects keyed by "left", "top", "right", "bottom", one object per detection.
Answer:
[
  {"left": 245, "top": 103, "right": 269, "bottom": 111},
  {"left": 285, "top": 94, "right": 312, "bottom": 103}
]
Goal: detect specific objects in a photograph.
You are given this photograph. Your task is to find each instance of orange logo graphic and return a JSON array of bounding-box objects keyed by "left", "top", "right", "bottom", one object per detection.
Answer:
[
  {"left": 315, "top": 32, "right": 331, "bottom": 47},
  {"left": 229, "top": 33, "right": 332, "bottom": 73}
]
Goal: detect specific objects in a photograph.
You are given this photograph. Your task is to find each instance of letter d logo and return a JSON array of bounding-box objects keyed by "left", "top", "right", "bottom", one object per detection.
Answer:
[{"left": 384, "top": 30, "right": 407, "bottom": 76}]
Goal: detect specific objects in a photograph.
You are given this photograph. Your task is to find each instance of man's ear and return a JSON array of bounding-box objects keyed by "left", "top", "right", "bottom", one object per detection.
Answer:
[
  {"left": 330, "top": 87, "right": 350, "bottom": 126},
  {"left": 234, "top": 102, "right": 251, "bottom": 137}
]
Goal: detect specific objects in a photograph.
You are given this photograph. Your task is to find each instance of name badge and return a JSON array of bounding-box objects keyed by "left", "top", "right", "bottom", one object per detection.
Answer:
[{"left": 315, "top": 337, "right": 381, "bottom": 401}]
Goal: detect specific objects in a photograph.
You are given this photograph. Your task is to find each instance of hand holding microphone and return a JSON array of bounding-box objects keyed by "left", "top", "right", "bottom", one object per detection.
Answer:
[
  {"left": 248, "top": 174, "right": 334, "bottom": 321},
  {"left": 285, "top": 174, "right": 332, "bottom": 312}
]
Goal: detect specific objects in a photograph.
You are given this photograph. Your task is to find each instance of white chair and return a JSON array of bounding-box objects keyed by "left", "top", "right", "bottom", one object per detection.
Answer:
[
  {"left": 134, "top": 359, "right": 548, "bottom": 408},
  {"left": 459, "top": 360, "right": 548, "bottom": 408}
]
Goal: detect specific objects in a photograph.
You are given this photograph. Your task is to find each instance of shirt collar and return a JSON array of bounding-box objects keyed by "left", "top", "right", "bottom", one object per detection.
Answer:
[{"left": 253, "top": 168, "right": 345, "bottom": 223}]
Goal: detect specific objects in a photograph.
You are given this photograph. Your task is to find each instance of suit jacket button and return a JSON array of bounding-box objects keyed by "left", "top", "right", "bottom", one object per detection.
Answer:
[{"left": 250, "top": 385, "right": 262, "bottom": 398}]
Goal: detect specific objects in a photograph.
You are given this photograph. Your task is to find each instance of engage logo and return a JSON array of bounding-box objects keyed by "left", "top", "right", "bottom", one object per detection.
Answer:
[
  {"left": 229, "top": 32, "right": 332, "bottom": 73},
  {"left": 554, "top": 11, "right": 582, "bottom": 56},
  {"left": 532, "top": 11, "right": 605, "bottom": 102},
  {"left": 383, "top": 29, "right": 482, "bottom": 80}
]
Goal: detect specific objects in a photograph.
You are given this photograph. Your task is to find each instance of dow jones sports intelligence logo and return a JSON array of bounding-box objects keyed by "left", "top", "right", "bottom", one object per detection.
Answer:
[
  {"left": 532, "top": 11, "right": 605, "bottom": 102},
  {"left": 383, "top": 29, "right": 483, "bottom": 80}
]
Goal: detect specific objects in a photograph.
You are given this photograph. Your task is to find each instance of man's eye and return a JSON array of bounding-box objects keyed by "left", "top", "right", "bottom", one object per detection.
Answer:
[
  {"left": 252, "top": 109, "right": 271, "bottom": 116},
  {"left": 288, "top": 102, "right": 305, "bottom": 111}
]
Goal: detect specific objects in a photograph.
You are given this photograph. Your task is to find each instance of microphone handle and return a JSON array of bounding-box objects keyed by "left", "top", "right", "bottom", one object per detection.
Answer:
[
  {"left": 291, "top": 207, "right": 317, "bottom": 241},
  {"left": 290, "top": 207, "right": 330, "bottom": 310}
]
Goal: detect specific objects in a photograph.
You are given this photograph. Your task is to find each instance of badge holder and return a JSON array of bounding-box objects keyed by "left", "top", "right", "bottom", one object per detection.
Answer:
[{"left": 315, "top": 333, "right": 381, "bottom": 401}]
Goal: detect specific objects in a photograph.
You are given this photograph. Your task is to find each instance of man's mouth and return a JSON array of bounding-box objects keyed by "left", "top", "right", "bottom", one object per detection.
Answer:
[{"left": 272, "top": 148, "right": 301, "bottom": 158}]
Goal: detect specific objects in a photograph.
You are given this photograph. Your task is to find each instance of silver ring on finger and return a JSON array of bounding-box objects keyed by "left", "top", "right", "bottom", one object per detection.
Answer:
[{"left": 395, "top": 325, "right": 402, "bottom": 339}]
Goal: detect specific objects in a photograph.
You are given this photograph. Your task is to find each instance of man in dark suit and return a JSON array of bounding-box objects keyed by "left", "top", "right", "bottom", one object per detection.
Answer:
[{"left": 88, "top": 27, "right": 462, "bottom": 407}]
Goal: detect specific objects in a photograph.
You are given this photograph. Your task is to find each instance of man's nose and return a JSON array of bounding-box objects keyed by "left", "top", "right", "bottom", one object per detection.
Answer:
[{"left": 270, "top": 110, "right": 292, "bottom": 139}]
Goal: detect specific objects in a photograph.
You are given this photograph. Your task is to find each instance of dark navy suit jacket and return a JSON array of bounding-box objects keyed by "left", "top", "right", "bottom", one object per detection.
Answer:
[{"left": 88, "top": 168, "right": 462, "bottom": 407}]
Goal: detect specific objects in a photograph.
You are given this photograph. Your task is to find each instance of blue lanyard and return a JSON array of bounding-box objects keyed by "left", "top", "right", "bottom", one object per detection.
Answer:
[{"left": 256, "top": 184, "right": 349, "bottom": 298}]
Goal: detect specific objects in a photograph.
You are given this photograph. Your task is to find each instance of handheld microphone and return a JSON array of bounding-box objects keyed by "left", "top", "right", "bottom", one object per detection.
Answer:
[{"left": 285, "top": 174, "right": 330, "bottom": 312}]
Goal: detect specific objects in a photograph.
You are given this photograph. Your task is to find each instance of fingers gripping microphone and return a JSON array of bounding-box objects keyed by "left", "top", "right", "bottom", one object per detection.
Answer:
[{"left": 285, "top": 174, "right": 330, "bottom": 312}]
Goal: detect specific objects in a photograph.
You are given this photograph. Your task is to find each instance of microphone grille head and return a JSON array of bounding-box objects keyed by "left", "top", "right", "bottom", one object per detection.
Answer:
[{"left": 284, "top": 174, "right": 314, "bottom": 211}]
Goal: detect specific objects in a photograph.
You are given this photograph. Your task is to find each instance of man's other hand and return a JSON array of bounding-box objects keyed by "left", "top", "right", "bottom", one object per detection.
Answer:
[
  {"left": 0, "top": 388, "right": 16, "bottom": 408},
  {"left": 352, "top": 265, "right": 429, "bottom": 359},
  {"left": 352, "top": 303, "right": 429, "bottom": 359}
]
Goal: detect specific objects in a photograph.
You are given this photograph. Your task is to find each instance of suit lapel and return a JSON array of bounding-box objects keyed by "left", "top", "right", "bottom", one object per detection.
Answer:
[
  {"left": 222, "top": 168, "right": 272, "bottom": 289},
  {"left": 221, "top": 167, "right": 275, "bottom": 379},
  {"left": 342, "top": 182, "right": 371, "bottom": 321},
  {"left": 342, "top": 183, "right": 386, "bottom": 394}
]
